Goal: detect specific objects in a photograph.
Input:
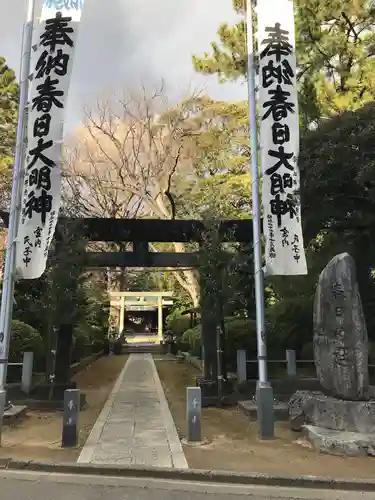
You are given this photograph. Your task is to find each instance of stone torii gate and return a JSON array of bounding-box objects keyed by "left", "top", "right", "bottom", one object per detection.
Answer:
[
  {"left": 110, "top": 291, "right": 173, "bottom": 343},
  {"left": 0, "top": 211, "right": 254, "bottom": 405}
]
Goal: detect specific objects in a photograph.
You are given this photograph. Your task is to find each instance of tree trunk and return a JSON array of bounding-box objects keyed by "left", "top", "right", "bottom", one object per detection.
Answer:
[
  {"left": 199, "top": 269, "right": 218, "bottom": 381},
  {"left": 55, "top": 324, "right": 74, "bottom": 384}
]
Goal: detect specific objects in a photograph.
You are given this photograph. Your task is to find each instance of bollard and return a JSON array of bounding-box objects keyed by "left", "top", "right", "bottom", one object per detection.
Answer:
[
  {"left": 237, "top": 349, "right": 247, "bottom": 383},
  {"left": 286, "top": 349, "right": 297, "bottom": 377},
  {"left": 62, "top": 389, "right": 80, "bottom": 448},
  {"left": 21, "top": 352, "right": 33, "bottom": 394},
  {"left": 187, "top": 386, "right": 202, "bottom": 442}
]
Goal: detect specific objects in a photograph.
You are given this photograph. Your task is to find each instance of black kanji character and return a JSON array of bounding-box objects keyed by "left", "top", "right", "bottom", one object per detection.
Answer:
[
  {"left": 23, "top": 244, "right": 33, "bottom": 256},
  {"left": 27, "top": 138, "right": 55, "bottom": 170},
  {"left": 281, "top": 227, "right": 289, "bottom": 247},
  {"left": 23, "top": 245, "right": 32, "bottom": 266},
  {"left": 24, "top": 189, "right": 53, "bottom": 225},
  {"left": 262, "top": 85, "right": 295, "bottom": 121},
  {"left": 35, "top": 49, "right": 69, "bottom": 79},
  {"left": 32, "top": 76, "right": 64, "bottom": 113},
  {"left": 262, "top": 59, "right": 294, "bottom": 88},
  {"left": 270, "top": 172, "right": 293, "bottom": 195},
  {"left": 272, "top": 123, "right": 290, "bottom": 145},
  {"left": 29, "top": 166, "right": 52, "bottom": 191},
  {"left": 24, "top": 235, "right": 32, "bottom": 246},
  {"left": 260, "top": 23, "right": 293, "bottom": 62},
  {"left": 40, "top": 13, "right": 73, "bottom": 53},
  {"left": 33, "top": 113, "right": 52, "bottom": 138},
  {"left": 34, "top": 226, "right": 43, "bottom": 248},
  {"left": 266, "top": 146, "right": 294, "bottom": 175},
  {"left": 270, "top": 193, "right": 297, "bottom": 227}
]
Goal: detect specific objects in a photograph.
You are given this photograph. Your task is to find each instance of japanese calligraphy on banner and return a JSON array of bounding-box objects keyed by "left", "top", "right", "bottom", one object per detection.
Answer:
[
  {"left": 258, "top": 0, "right": 307, "bottom": 275},
  {"left": 15, "top": 1, "right": 85, "bottom": 279}
]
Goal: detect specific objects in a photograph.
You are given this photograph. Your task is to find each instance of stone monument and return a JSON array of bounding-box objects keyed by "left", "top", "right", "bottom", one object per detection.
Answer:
[
  {"left": 289, "top": 253, "right": 375, "bottom": 456},
  {"left": 314, "top": 252, "right": 369, "bottom": 401}
]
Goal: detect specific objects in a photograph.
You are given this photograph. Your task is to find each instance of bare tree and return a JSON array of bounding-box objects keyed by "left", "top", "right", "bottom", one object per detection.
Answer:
[{"left": 62, "top": 84, "right": 201, "bottom": 305}]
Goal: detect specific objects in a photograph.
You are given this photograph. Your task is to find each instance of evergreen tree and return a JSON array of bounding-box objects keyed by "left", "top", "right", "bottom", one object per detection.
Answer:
[
  {"left": 193, "top": 0, "right": 375, "bottom": 125},
  {"left": 0, "top": 57, "right": 18, "bottom": 172}
]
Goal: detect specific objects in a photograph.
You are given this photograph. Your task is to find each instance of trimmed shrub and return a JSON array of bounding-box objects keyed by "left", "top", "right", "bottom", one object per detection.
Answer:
[
  {"left": 180, "top": 316, "right": 259, "bottom": 370},
  {"left": 9, "top": 320, "right": 43, "bottom": 361},
  {"left": 265, "top": 296, "right": 313, "bottom": 357},
  {"left": 166, "top": 314, "right": 192, "bottom": 338},
  {"left": 181, "top": 326, "right": 201, "bottom": 357}
]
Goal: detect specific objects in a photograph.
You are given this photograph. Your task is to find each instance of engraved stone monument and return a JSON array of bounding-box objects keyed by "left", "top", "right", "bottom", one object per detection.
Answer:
[
  {"left": 288, "top": 253, "right": 375, "bottom": 456},
  {"left": 313, "top": 253, "right": 369, "bottom": 400}
]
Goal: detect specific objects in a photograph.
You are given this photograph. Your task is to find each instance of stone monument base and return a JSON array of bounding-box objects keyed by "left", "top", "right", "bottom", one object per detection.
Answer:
[
  {"left": 304, "top": 425, "right": 375, "bottom": 457},
  {"left": 289, "top": 390, "right": 375, "bottom": 433}
]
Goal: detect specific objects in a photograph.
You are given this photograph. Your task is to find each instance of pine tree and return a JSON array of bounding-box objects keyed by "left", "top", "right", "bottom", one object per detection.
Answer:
[
  {"left": 0, "top": 57, "right": 18, "bottom": 171},
  {"left": 193, "top": 0, "right": 375, "bottom": 124}
]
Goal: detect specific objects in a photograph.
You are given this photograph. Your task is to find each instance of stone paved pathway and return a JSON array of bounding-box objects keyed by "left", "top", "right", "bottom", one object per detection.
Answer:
[{"left": 78, "top": 353, "right": 188, "bottom": 469}]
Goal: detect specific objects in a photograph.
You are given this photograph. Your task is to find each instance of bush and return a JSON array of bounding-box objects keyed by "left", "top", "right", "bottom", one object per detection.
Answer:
[
  {"left": 265, "top": 296, "right": 313, "bottom": 357},
  {"left": 166, "top": 313, "right": 193, "bottom": 338},
  {"left": 180, "top": 316, "right": 259, "bottom": 369},
  {"left": 181, "top": 326, "right": 201, "bottom": 357},
  {"left": 92, "top": 339, "right": 104, "bottom": 353},
  {"left": 9, "top": 320, "right": 43, "bottom": 361}
]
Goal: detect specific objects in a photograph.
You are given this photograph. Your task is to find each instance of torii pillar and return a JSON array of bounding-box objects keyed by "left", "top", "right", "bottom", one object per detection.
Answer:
[{"left": 157, "top": 296, "right": 163, "bottom": 343}]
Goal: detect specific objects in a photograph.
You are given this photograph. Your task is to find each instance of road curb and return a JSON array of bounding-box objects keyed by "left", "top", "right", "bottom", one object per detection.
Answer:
[{"left": 1, "top": 459, "right": 375, "bottom": 491}]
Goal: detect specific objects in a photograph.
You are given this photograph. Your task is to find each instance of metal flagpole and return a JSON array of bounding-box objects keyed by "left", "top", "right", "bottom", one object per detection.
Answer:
[
  {"left": 246, "top": 0, "right": 275, "bottom": 439},
  {"left": 0, "top": 0, "right": 36, "bottom": 441}
]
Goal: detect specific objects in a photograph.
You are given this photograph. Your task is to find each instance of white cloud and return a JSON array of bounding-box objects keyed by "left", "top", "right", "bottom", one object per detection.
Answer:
[{"left": 0, "top": 0, "right": 246, "bottom": 130}]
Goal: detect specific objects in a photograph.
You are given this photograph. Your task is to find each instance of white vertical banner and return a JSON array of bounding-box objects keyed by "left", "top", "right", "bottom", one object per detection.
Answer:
[
  {"left": 258, "top": 0, "right": 307, "bottom": 275},
  {"left": 15, "top": 0, "right": 85, "bottom": 279}
]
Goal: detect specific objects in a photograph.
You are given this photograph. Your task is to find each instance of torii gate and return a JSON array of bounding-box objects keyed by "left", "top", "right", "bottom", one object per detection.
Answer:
[{"left": 110, "top": 291, "right": 173, "bottom": 343}]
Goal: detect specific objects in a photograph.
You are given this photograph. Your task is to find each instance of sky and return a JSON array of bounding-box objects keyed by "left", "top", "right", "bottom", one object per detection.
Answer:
[{"left": 0, "top": 0, "right": 247, "bottom": 132}]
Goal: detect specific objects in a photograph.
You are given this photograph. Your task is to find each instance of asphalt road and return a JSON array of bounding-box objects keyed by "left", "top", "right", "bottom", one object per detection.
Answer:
[{"left": 0, "top": 470, "right": 372, "bottom": 500}]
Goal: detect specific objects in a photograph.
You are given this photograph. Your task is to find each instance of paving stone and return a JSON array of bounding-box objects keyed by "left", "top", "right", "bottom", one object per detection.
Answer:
[
  {"left": 78, "top": 354, "right": 187, "bottom": 468},
  {"left": 99, "top": 422, "right": 135, "bottom": 442},
  {"left": 131, "top": 445, "right": 173, "bottom": 467}
]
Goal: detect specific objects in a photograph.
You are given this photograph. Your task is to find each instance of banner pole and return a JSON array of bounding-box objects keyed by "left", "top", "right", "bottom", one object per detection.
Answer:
[
  {"left": 246, "top": 0, "right": 274, "bottom": 440},
  {"left": 0, "top": 0, "right": 36, "bottom": 441}
]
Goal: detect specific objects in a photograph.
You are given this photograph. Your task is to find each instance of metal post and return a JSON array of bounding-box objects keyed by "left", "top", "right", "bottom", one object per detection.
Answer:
[
  {"left": 0, "top": 0, "right": 36, "bottom": 442},
  {"left": 246, "top": 0, "right": 274, "bottom": 439}
]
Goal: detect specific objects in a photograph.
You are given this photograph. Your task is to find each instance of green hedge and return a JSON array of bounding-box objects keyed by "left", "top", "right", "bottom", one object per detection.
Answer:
[
  {"left": 9, "top": 320, "right": 43, "bottom": 361},
  {"left": 265, "top": 296, "right": 313, "bottom": 357},
  {"left": 166, "top": 314, "right": 193, "bottom": 338},
  {"left": 180, "top": 316, "right": 259, "bottom": 368},
  {"left": 179, "top": 314, "right": 291, "bottom": 376}
]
